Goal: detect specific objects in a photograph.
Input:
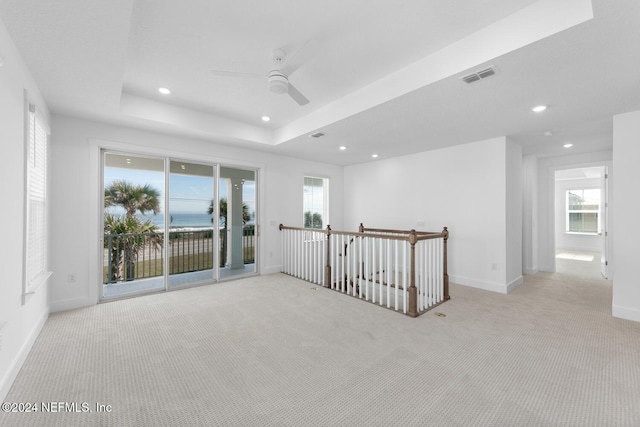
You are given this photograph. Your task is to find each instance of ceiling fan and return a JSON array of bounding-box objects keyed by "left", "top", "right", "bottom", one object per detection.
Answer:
[{"left": 210, "top": 48, "right": 310, "bottom": 106}]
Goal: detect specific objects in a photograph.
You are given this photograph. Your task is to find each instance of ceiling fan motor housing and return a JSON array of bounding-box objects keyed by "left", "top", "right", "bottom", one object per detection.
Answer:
[{"left": 268, "top": 70, "right": 289, "bottom": 94}]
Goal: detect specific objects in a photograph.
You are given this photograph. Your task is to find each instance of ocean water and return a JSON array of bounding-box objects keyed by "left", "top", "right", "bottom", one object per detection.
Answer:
[{"left": 138, "top": 213, "right": 214, "bottom": 228}]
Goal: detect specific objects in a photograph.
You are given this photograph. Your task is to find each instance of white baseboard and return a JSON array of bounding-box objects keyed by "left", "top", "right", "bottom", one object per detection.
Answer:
[
  {"left": 524, "top": 267, "right": 539, "bottom": 275},
  {"left": 612, "top": 304, "right": 640, "bottom": 323},
  {"left": 450, "top": 275, "right": 509, "bottom": 294},
  {"left": 450, "top": 275, "right": 524, "bottom": 294},
  {"left": 506, "top": 275, "right": 524, "bottom": 293},
  {"left": 50, "top": 296, "right": 95, "bottom": 313},
  {"left": 538, "top": 264, "right": 554, "bottom": 273},
  {"left": 261, "top": 265, "right": 282, "bottom": 275},
  {"left": 0, "top": 311, "right": 49, "bottom": 402}
]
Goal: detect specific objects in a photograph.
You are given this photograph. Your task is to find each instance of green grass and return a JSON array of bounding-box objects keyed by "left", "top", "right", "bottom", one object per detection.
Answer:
[{"left": 103, "top": 247, "right": 255, "bottom": 284}]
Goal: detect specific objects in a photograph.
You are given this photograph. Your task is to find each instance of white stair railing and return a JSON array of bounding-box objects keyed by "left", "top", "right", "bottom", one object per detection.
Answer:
[
  {"left": 281, "top": 227, "right": 326, "bottom": 285},
  {"left": 280, "top": 224, "right": 450, "bottom": 317}
]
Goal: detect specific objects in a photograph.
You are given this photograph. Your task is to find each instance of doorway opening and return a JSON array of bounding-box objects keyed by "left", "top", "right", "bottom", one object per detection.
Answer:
[{"left": 554, "top": 166, "right": 608, "bottom": 280}]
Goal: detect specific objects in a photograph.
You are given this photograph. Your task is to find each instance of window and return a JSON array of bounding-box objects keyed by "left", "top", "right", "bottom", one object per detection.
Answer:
[
  {"left": 303, "top": 176, "right": 328, "bottom": 229},
  {"left": 566, "top": 188, "right": 600, "bottom": 234},
  {"left": 23, "top": 101, "right": 51, "bottom": 302}
]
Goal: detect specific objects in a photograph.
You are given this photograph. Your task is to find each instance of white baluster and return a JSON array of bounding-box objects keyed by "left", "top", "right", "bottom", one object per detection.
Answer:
[
  {"left": 365, "top": 237, "right": 370, "bottom": 301},
  {"left": 438, "top": 237, "right": 443, "bottom": 302},
  {"left": 428, "top": 240, "right": 432, "bottom": 307},
  {"left": 378, "top": 238, "right": 383, "bottom": 305},
  {"left": 387, "top": 239, "right": 393, "bottom": 308},
  {"left": 403, "top": 241, "right": 408, "bottom": 314},
  {"left": 394, "top": 239, "right": 399, "bottom": 311},
  {"left": 372, "top": 237, "right": 377, "bottom": 303},
  {"left": 338, "top": 234, "right": 342, "bottom": 290}
]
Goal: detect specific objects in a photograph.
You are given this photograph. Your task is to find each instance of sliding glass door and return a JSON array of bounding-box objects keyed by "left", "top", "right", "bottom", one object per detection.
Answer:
[
  {"left": 219, "top": 166, "right": 257, "bottom": 279},
  {"left": 103, "top": 153, "right": 166, "bottom": 298},
  {"left": 167, "top": 160, "right": 215, "bottom": 288},
  {"left": 101, "top": 151, "right": 257, "bottom": 300}
]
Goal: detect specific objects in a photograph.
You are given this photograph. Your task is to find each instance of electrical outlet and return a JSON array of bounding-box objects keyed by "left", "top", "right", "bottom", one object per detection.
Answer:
[{"left": 68, "top": 273, "right": 77, "bottom": 283}]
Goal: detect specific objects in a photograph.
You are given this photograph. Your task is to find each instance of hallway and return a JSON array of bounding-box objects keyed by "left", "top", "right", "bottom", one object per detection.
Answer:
[{"left": 555, "top": 250, "right": 606, "bottom": 281}]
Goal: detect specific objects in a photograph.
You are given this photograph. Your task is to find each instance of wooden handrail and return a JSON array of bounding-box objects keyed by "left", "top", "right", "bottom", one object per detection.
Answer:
[
  {"left": 360, "top": 225, "right": 440, "bottom": 236},
  {"left": 279, "top": 224, "right": 446, "bottom": 242},
  {"left": 279, "top": 223, "right": 450, "bottom": 317}
]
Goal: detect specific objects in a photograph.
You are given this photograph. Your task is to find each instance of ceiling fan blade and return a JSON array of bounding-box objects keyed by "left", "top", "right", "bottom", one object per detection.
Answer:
[
  {"left": 280, "top": 40, "right": 312, "bottom": 76},
  {"left": 287, "top": 83, "right": 309, "bottom": 106},
  {"left": 210, "top": 69, "right": 264, "bottom": 79}
]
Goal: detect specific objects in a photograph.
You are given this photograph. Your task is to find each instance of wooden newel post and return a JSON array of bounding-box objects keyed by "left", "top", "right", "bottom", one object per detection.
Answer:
[
  {"left": 443, "top": 226, "right": 450, "bottom": 301},
  {"left": 408, "top": 229, "right": 418, "bottom": 317},
  {"left": 359, "top": 223, "right": 365, "bottom": 233},
  {"left": 325, "top": 225, "right": 332, "bottom": 288}
]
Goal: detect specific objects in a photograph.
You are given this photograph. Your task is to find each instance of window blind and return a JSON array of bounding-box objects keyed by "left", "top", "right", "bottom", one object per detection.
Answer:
[{"left": 23, "top": 102, "right": 51, "bottom": 300}]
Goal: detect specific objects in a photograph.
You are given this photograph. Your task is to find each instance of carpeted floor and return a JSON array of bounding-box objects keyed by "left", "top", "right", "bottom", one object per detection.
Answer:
[{"left": 2, "top": 264, "right": 639, "bottom": 426}]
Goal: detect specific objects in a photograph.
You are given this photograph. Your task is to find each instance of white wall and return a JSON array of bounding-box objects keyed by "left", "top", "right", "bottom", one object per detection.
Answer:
[
  {"left": 523, "top": 155, "right": 538, "bottom": 274},
  {"left": 612, "top": 110, "right": 640, "bottom": 322},
  {"left": 535, "top": 151, "right": 612, "bottom": 273},
  {"left": 554, "top": 176, "right": 603, "bottom": 252},
  {"left": 49, "top": 115, "right": 344, "bottom": 312},
  {"left": 344, "top": 136, "right": 523, "bottom": 294},
  {"left": 0, "top": 18, "right": 50, "bottom": 401},
  {"left": 505, "top": 140, "right": 523, "bottom": 288}
]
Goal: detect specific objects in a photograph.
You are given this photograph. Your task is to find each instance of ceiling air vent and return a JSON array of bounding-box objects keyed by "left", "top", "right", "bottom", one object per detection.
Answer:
[
  {"left": 477, "top": 67, "right": 495, "bottom": 79},
  {"left": 310, "top": 132, "right": 325, "bottom": 138},
  {"left": 461, "top": 66, "right": 496, "bottom": 84},
  {"left": 462, "top": 74, "right": 480, "bottom": 84}
]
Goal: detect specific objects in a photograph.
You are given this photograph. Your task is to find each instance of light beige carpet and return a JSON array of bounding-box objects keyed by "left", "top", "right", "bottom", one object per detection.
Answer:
[{"left": 2, "top": 268, "right": 639, "bottom": 426}]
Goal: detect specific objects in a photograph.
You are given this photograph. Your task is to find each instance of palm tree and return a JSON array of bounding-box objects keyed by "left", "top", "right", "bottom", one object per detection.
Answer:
[
  {"left": 104, "top": 180, "right": 162, "bottom": 282},
  {"left": 104, "top": 180, "right": 161, "bottom": 219},
  {"left": 208, "top": 197, "right": 250, "bottom": 227},
  {"left": 104, "top": 213, "right": 162, "bottom": 282}
]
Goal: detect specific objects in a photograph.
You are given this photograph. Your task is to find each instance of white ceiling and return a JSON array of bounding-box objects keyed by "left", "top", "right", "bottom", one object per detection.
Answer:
[
  {"left": 1, "top": 0, "right": 639, "bottom": 166},
  {"left": 555, "top": 166, "right": 605, "bottom": 181}
]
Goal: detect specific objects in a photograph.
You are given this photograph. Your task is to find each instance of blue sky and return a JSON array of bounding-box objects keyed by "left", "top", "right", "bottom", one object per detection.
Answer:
[{"left": 104, "top": 168, "right": 255, "bottom": 215}]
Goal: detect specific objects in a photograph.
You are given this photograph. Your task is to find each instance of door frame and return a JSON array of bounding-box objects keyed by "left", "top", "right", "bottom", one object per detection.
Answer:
[
  {"left": 218, "top": 164, "right": 260, "bottom": 279},
  {"left": 90, "top": 138, "right": 263, "bottom": 304},
  {"left": 545, "top": 161, "right": 613, "bottom": 278}
]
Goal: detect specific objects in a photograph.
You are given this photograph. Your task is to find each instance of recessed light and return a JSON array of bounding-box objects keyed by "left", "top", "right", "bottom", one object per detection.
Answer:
[
  {"left": 158, "top": 87, "right": 171, "bottom": 95},
  {"left": 371, "top": 154, "right": 379, "bottom": 158},
  {"left": 125, "top": 158, "right": 131, "bottom": 164},
  {"left": 261, "top": 116, "right": 270, "bottom": 122},
  {"left": 563, "top": 143, "right": 573, "bottom": 148},
  {"left": 181, "top": 164, "right": 186, "bottom": 170},
  {"left": 532, "top": 105, "right": 547, "bottom": 113},
  {"left": 339, "top": 146, "right": 347, "bottom": 151}
]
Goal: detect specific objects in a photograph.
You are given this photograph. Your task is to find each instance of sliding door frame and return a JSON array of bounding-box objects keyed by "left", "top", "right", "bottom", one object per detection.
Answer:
[
  {"left": 90, "top": 139, "right": 262, "bottom": 304},
  {"left": 219, "top": 164, "right": 260, "bottom": 279}
]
